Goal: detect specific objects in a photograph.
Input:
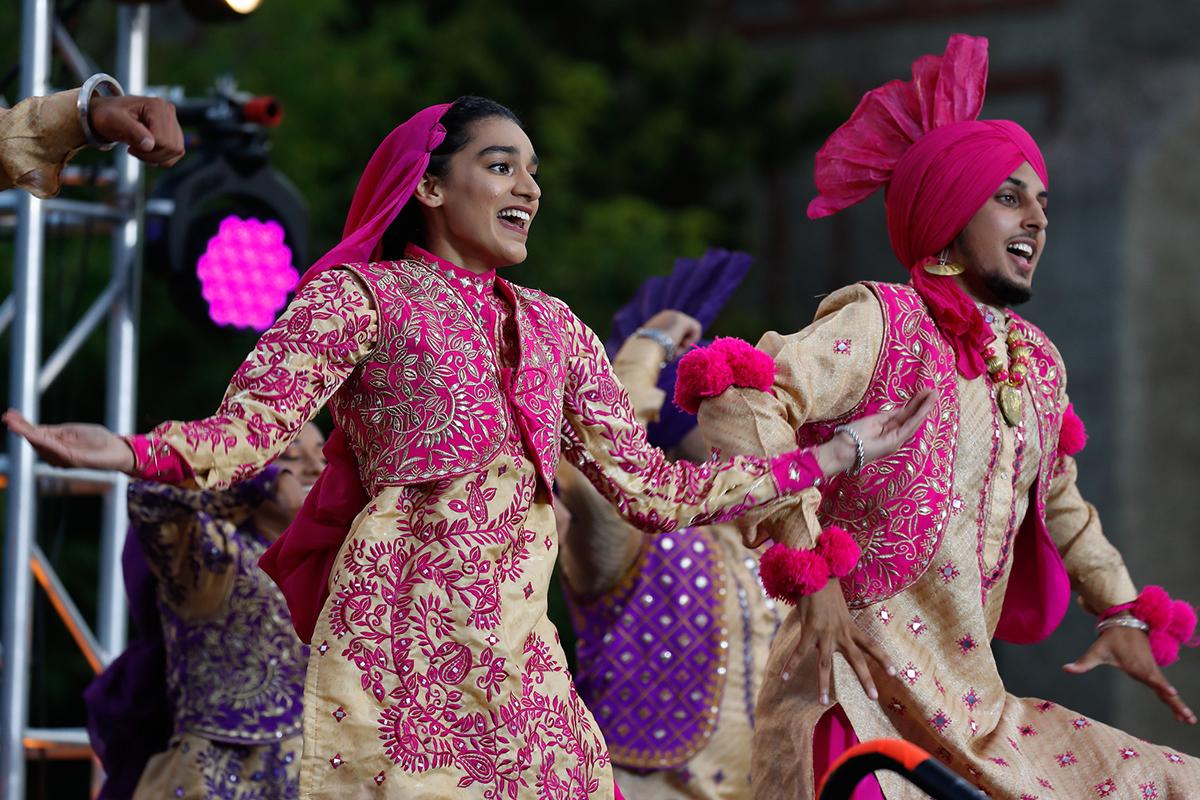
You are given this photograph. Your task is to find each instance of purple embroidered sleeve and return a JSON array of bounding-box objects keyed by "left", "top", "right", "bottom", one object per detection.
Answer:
[
  {"left": 557, "top": 305, "right": 819, "bottom": 534},
  {"left": 144, "top": 269, "right": 377, "bottom": 490},
  {"left": 127, "top": 481, "right": 240, "bottom": 611}
]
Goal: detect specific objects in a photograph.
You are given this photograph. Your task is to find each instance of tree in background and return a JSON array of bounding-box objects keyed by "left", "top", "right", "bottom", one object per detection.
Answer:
[
  {"left": 137, "top": 0, "right": 814, "bottom": 422},
  {"left": 0, "top": 3, "right": 846, "bottom": 794}
]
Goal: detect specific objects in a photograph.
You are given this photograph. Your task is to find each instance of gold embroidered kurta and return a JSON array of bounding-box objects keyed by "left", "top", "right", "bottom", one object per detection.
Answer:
[
  {"left": 699, "top": 284, "right": 1200, "bottom": 799},
  {"left": 142, "top": 264, "right": 798, "bottom": 799}
]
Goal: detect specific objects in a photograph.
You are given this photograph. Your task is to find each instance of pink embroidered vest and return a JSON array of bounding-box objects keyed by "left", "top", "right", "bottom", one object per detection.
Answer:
[
  {"left": 328, "top": 258, "right": 568, "bottom": 495},
  {"left": 795, "top": 282, "right": 1070, "bottom": 643}
]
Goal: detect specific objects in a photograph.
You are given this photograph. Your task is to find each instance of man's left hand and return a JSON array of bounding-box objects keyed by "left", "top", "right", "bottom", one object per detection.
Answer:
[
  {"left": 1064, "top": 626, "right": 1197, "bottom": 724},
  {"left": 89, "top": 94, "right": 185, "bottom": 167}
]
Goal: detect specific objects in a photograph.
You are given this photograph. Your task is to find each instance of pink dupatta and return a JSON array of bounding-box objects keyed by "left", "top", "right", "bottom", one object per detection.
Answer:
[{"left": 259, "top": 103, "right": 451, "bottom": 643}]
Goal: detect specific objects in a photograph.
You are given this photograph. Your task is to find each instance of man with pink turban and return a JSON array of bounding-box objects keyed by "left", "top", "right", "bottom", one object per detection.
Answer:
[{"left": 684, "top": 34, "right": 1200, "bottom": 799}]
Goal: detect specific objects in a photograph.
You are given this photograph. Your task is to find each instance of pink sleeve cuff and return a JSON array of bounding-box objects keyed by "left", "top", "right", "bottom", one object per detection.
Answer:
[
  {"left": 770, "top": 447, "right": 824, "bottom": 494},
  {"left": 124, "top": 434, "right": 194, "bottom": 485},
  {"left": 673, "top": 336, "right": 775, "bottom": 414}
]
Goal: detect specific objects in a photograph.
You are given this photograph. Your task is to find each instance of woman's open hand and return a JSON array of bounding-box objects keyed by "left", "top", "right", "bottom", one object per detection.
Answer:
[
  {"left": 817, "top": 389, "right": 936, "bottom": 476},
  {"left": 2, "top": 408, "right": 134, "bottom": 472},
  {"left": 779, "top": 581, "right": 894, "bottom": 705}
]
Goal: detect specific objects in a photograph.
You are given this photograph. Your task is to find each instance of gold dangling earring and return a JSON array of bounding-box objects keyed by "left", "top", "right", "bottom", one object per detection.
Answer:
[{"left": 923, "top": 249, "right": 965, "bottom": 277}]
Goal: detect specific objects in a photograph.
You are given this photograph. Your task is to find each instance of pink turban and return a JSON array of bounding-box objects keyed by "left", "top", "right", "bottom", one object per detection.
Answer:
[
  {"left": 808, "top": 34, "right": 1048, "bottom": 378},
  {"left": 263, "top": 103, "right": 452, "bottom": 642}
]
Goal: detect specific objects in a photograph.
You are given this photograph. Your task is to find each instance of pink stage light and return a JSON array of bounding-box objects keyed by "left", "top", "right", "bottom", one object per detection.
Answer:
[{"left": 196, "top": 215, "right": 299, "bottom": 330}]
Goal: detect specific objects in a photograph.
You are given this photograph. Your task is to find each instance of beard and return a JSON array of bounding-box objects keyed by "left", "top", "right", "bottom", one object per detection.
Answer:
[
  {"left": 954, "top": 235, "right": 1035, "bottom": 307},
  {"left": 983, "top": 271, "right": 1033, "bottom": 307}
]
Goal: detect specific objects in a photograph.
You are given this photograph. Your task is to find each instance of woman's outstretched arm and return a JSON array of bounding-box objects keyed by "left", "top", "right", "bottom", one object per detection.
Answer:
[{"left": 5, "top": 269, "right": 377, "bottom": 488}]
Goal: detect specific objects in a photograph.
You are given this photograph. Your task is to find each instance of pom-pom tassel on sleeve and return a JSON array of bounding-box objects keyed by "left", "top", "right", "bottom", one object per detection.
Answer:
[{"left": 674, "top": 337, "right": 775, "bottom": 414}]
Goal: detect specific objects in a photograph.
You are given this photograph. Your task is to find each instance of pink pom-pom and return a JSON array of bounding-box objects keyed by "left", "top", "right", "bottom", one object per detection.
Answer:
[
  {"left": 1149, "top": 630, "right": 1182, "bottom": 667},
  {"left": 1057, "top": 403, "right": 1088, "bottom": 458},
  {"left": 1115, "top": 586, "right": 1200, "bottom": 666},
  {"left": 711, "top": 336, "right": 775, "bottom": 392},
  {"left": 815, "top": 526, "right": 862, "bottom": 577},
  {"left": 1133, "top": 585, "right": 1173, "bottom": 631},
  {"left": 674, "top": 337, "right": 775, "bottom": 413},
  {"left": 1166, "top": 600, "right": 1198, "bottom": 644},
  {"left": 760, "top": 543, "right": 830, "bottom": 603},
  {"left": 674, "top": 346, "right": 735, "bottom": 414}
]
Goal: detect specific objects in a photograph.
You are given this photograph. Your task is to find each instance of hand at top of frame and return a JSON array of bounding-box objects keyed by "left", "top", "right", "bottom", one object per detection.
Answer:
[
  {"left": 1064, "top": 625, "right": 1197, "bottom": 725},
  {"left": 2, "top": 409, "right": 134, "bottom": 473},
  {"left": 89, "top": 94, "right": 185, "bottom": 167}
]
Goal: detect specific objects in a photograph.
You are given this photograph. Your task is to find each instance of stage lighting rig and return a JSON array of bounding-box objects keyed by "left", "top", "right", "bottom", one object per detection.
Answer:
[
  {"left": 146, "top": 78, "right": 308, "bottom": 332},
  {"left": 181, "top": 0, "right": 262, "bottom": 21}
]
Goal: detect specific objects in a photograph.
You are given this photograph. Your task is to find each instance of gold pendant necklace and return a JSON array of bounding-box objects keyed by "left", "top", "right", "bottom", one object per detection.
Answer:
[{"left": 983, "top": 320, "right": 1032, "bottom": 428}]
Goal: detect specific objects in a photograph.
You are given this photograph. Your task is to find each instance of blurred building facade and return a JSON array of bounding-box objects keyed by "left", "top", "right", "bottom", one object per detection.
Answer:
[{"left": 719, "top": 0, "right": 1200, "bottom": 754}]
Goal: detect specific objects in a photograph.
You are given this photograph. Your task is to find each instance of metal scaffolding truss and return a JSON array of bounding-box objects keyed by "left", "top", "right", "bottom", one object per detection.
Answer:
[{"left": 1, "top": 2, "right": 150, "bottom": 796}]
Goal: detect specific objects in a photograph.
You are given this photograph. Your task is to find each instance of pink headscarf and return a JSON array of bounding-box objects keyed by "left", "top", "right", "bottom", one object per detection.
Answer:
[
  {"left": 261, "top": 103, "right": 452, "bottom": 643},
  {"left": 808, "top": 34, "right": 1048, "bottom": 379},
  {"left": 299, "top": 102, "right": 451, "bottom": 286}
]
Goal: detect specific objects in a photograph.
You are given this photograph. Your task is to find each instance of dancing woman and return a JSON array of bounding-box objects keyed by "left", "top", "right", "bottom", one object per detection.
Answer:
[{"left": 6, "top": 97, "right": 929, "bottom": 799}]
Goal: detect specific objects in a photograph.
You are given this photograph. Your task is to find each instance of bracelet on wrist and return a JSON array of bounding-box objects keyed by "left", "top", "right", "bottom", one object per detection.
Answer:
[
  {"left": 77, "top": 72, "right": 125, "bottom": 151},
  {"left": 1099, "top": 586, "right": 1198, "bottom": 667},
  {"left": 1095, "top": 616, "right": 1150, "bottom": 634},
  {"left": 633, "top": 326, "right": 677, "bottom": 363},
  {"left": 833, "top": 424, "right": 866, "bottom": 476}
]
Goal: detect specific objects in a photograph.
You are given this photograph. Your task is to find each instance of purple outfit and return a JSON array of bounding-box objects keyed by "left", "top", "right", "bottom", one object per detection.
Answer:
[
  {"left": 86, "top": 465, "right": 307, "bottom": 799},
  {"left": 570, "top": 527, "right": 730, "bottom": 768}
]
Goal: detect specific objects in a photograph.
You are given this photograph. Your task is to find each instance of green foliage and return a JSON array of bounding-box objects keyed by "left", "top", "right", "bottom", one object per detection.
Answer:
[
  {"left": 142, "top": 0, "right": 805, "bottom": 326},
  {"left": 1, "top": 5, "right": 836, "bottom": 793}
]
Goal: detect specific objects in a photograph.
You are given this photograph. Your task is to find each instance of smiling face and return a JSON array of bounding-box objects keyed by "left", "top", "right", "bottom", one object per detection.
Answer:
[
  {"left": 948, "top": 161, "right": 1049, "bottom": 307},
  {"left": 274, "top": 423, "right": 325, "bottom": 496},
  {"left": 415, "top": 116, "right": 540, "bottom": 273}
]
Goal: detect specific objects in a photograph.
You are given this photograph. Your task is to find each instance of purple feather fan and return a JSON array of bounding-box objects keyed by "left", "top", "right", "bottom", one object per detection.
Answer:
[{"left": 605, "top": 248, "right": 753, "bottom": 449}]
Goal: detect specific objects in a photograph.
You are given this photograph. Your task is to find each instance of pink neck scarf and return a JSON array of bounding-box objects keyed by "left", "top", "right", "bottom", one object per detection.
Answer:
[
  {"left": 261, "top": 103, "right": 452, "bottom": 643},
  {"left": 807, "top": 34, "right": 1048, "bottom": 379}
]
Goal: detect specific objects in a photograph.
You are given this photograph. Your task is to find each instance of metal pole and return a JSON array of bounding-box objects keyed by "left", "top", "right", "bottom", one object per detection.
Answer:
[
  {"left": 96, "top": 2, "right": 149, "bottom": 668},
  {"left": 2, "top": 1, "right": 53, "bottom": 795}
]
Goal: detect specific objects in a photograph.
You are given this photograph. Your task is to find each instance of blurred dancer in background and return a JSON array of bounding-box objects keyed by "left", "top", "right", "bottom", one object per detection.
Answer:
[
  {"left": 85, "top": 423, "right": 324, "bottom": 800},
  {"left": 558, "top": 250, "right": 783, "bottom": 800}
]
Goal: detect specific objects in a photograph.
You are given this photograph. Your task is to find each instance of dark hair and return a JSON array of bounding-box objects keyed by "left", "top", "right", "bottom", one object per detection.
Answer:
[{"left": 383, "top": 96, "right": 523, "bottom": 255}]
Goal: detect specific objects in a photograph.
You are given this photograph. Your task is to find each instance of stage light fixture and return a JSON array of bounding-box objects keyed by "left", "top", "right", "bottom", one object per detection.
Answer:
[
  {"left": 197, "top": 216, "right": 298, "bottom": 329},
  {"left": 147, "top": 85, "right": 308, "bottom": 332},
  {"left": 180, "top": 0, "right": 262, "bottom": 22}
]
